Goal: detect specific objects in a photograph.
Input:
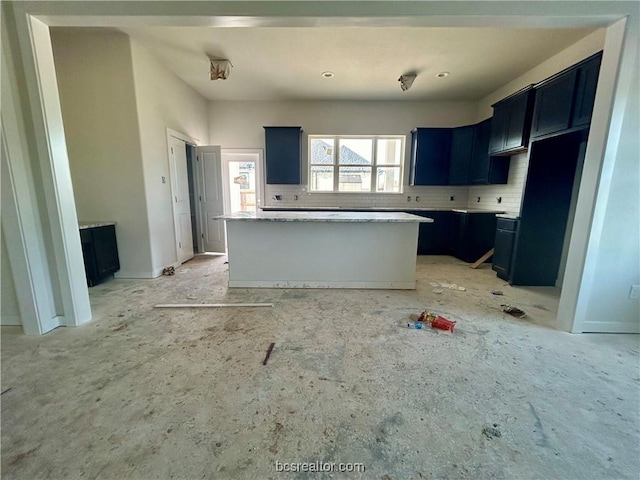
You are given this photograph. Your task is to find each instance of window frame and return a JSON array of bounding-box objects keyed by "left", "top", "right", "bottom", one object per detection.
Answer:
[{"left": 308, "top": 134, "right": 405, "bottom": 194}]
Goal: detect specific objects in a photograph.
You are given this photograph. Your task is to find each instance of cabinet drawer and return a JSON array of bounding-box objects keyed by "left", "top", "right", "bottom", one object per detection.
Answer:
[{"left": 496, "top": 218, "right": 518, "bottom": 232}]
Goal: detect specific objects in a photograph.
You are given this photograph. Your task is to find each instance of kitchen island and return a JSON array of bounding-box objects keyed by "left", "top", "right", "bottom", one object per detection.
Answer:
[{"left": 220, "top": 211, "right": 432, "bottom": 289}]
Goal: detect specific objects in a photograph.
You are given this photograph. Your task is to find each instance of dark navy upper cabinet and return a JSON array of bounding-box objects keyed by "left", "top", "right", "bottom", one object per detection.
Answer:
[
  {"left": 469, "top": 118, "right": 509, "bottom": 185},
  {"left": 531, "top": 52, "right": 602, "bottom": 139},
  {"left": 264, "top": 126, "right": 302, "bottom": 184},
  {"left": 531, "top": 68, "right": 578, "bottom": 138},
  {"left": 489, "top": 86, "right": 535, "bottom": 156},
  {"left": 448, "top": 126, "right": 475, "bottom": 185},
  {"left": 571, "top": 53, "right": 602, "bottom": 128},
  {"left": 409, "top": 128, "right": 452, "bottom": 185}
]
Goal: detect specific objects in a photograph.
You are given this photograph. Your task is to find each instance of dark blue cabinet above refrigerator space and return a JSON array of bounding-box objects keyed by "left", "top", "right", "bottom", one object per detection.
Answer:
[{"left": 530, "top": 52, "right": 602, "bottom": 139}]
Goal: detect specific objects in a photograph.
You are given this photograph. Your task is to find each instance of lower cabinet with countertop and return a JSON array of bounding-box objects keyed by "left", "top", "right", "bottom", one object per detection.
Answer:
[
  {"left": 450, "top": 211, "right": 500, "bottom": 263},
  {"left": 79, "top": 222, "right": 120, "bottom": 287}
]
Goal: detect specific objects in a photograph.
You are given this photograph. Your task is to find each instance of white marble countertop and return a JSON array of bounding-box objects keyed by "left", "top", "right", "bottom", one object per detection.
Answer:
[
  {"left": 260, "top": 206, "right": 504, "bottom": 214},
  {"left": 219, "top": 211, "right": 433, "bottom": 223},
  {"left": 451, "top": 208, "right": 505, "bottom": 214},
  {"left": 78, "top": 221, "right": 116, "bottom": 230}
]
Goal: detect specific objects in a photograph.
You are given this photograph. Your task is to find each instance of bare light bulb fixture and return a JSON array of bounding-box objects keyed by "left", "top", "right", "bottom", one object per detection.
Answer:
[{"left": 398, "top": 74, "right": 417, "bottom": 92}]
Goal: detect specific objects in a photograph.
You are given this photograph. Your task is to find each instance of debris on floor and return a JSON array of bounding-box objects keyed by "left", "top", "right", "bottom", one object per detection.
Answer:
[
  {"left": 1, "top": 387, "right": 12, "bottom": 395},
  {"left": 414, "top": 310, "right": 457, "bottom": 333},
  {"left": 429, "top": 282, "right": 440, "bottom": 287},
  {"left": 186, "top": 295, "right": 197, "bottom": 300},
  {"left": 491, "top": 290, "right": 504, "bottom": 295},
  {"left": 482, "top": 425, "right": 502, "bottom": 439},
  {"left": 440, "top": 283, "right": 467, "bottom": 291},
  {"left": 501, "top": 305, "right": 527, "bottom": 319},
  {"left": 532, "top": 304, "right": 550, "bottom": 311},
  {"left": 162, "top": 266, "right": 175, "bottom": 276},
  {"left": 154, "top": 303, "right": 274, "bottom": 308},
  {"left": 263, "top": 342, "right": 275, "bottom": 365},
  {"left": 432, "top": 288, "right": 444, "bottom": 294}
]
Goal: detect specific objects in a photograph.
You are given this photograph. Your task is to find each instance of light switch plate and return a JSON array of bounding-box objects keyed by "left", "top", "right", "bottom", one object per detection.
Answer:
[{"left": 630, "top": 285, "right": 640, "bottom": 299}]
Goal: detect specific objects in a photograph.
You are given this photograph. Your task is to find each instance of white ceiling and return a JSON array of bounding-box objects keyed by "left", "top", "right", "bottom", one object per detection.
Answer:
[{"left": 118, "top": 26, "right": 596, "bottom": 102}]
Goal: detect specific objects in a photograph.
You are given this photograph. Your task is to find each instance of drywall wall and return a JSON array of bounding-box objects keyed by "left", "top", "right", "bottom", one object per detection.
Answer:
[
  {"left": 51, "top": 28, "right": 153, "bottom": 278},
  {"left": 579, "top": 38, "right": 639, "bottom": 332},
  {"left": 1, "top": 227, "right": 22, "bottom": 325},
  {"left": 208, "top": 100, "right": 475, "bottom": 209},
  {"left": 130, "top": 39, "right": 209, "bottom": 273},
  {"left": 475, "top": 29, "right": 606, "bottom": 122}
]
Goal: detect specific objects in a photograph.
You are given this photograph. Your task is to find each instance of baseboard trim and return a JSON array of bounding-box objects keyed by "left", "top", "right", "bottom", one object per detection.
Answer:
[
  {"left": 0, "top": 314, "right": 22, "bottom": 326},
  {"left": 114, "top": 270, "right": 156, "bottom": 279},
  {"left": 580, "top": 321, "right": 640, "bottom": 333}
]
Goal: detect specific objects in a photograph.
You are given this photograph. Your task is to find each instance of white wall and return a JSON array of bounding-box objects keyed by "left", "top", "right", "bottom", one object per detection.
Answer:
[
  {"left": 209, "top": 100, "right": 475, "bottom": 209},
  {"left": 130, "top": 39, "right": 209, "bottom": 273},
  {"left": 468, "top": 28, "right": 607, "bottom": 215},
  {"left": 475, "top": 29, "right": 606, "bottom": 122},
  {"left": 51, "top": 28, "right": 154, "bottom": 278},
  {"left": 1, "top": 227, "right": 22, "bottom": 325},
  {"left": 578, "top": 34, "right": 639, "bottom": 331}
]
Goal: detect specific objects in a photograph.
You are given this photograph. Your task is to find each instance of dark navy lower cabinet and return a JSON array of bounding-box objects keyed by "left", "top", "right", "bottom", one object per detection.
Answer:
[
  {"left": 492, "top": 218, "right": 518, "bottom": 280},
  {"left": 80, "top": 224, "right": 120, "bottom": 287}
]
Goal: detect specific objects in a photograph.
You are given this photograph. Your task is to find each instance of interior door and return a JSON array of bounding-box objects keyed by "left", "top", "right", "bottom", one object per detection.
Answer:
[
  {"left": 169, "top": 137, "right": 194, "bottom": 264},
  {"left": 196, "top": 145, "right": 225, "bottom": 253}
]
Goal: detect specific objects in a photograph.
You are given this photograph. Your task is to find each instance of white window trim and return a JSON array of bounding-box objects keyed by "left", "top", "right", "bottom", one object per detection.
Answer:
[{"left": 308, "top": 135, "right": 405, "bottom": 194}]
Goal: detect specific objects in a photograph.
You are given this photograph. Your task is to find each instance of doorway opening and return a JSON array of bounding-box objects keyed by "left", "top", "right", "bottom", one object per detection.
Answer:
[
  {"left": 221, "top": 149, "right": 263, "bottom": 215},
  {"left": 186, "top": 144, "right": 199, "bottom": 252}
]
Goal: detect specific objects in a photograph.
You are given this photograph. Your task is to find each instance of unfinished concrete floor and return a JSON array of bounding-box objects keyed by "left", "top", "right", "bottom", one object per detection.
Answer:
[{"left": 2, "top": 255, "right": 639, "bottom": 479}]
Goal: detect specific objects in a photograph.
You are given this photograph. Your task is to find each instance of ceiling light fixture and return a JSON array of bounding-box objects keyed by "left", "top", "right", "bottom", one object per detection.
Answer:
[
  {"left": 321, "top": 71, "right": 335, "bottom": 79},
  {"left": 210, "top": 59, "right": 232, "bottom": 80},
  {"left": 398, "top": 74, "right": 417, "bottom": 92},
  {"left": 436, "top": 72, "right": 450, "bottom": 78}
]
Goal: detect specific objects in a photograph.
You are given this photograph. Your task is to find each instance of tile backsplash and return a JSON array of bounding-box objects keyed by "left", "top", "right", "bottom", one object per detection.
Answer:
[
  {"left": 263, "top": 152, "right": 528, "bottom": 213},
  {"left": 263, "top": 184, "right": 470, "bottom": 210},
  {"left": 466, "top": 152, "right": 529, "bottom": 215}
]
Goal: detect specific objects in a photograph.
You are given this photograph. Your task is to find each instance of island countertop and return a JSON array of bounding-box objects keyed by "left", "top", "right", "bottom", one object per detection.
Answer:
[
  {"left": 78, "top": 221, "right": 116, "bottom": 230},
  {"left": 219, "top": 211, "right": 433, "bottom": 223}
]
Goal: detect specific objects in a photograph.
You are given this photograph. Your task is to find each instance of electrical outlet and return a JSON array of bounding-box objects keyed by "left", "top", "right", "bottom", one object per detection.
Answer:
[
  {"left": 415, "top": 196, "right": 420, "bottom": 202},
  {"left": 477, "top": 196, "right": 481, "bottom": 203},
  {"left": 407, "top": 196, "right": 411, "bottom": 202},
  {"left": 450, "top": 196, "right": 455, "bottom": 201},
  {"left": 630, "top": 285, "right": 640, "bottom": 299},
  {"left": 293, "top": 195, "right": 298, "bottom": 201},
  {"left": 161, "top": 176, "right": 166, "bottom": 184},
  {"left": 497, "top": 197, "right": 502, "bottom": 204}
]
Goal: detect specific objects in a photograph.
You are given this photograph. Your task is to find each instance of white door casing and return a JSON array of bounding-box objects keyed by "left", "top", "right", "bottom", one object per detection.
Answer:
[
  {"left": 168, "top": 136, "right": 195, "bottom": 264},
  {"left": 196, "top": 145, "right": 225, "bottom": 253}
]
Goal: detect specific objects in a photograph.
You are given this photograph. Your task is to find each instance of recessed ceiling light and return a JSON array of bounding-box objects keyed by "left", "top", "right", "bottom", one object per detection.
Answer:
[
  {"left": 321, "top": 71, "right": 335, "bottom": 79},
  {"left": 436, "top": 72, "right": 450, "bottom": 78}
]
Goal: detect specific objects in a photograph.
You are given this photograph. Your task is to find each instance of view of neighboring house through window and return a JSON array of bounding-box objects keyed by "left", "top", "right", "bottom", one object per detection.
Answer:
[{"left": 309, "top": 136, "right": 404, "bottom": 193}]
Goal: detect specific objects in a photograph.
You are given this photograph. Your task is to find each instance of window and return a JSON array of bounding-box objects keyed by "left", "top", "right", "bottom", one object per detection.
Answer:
[{"left": 308, "top": 135, "right": 404, "bottom": 193}]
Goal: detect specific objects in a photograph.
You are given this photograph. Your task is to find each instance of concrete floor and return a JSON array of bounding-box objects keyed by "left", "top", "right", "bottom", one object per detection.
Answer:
[{"left": 2, "top": 255, "right": 639, "bottom": 479}]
